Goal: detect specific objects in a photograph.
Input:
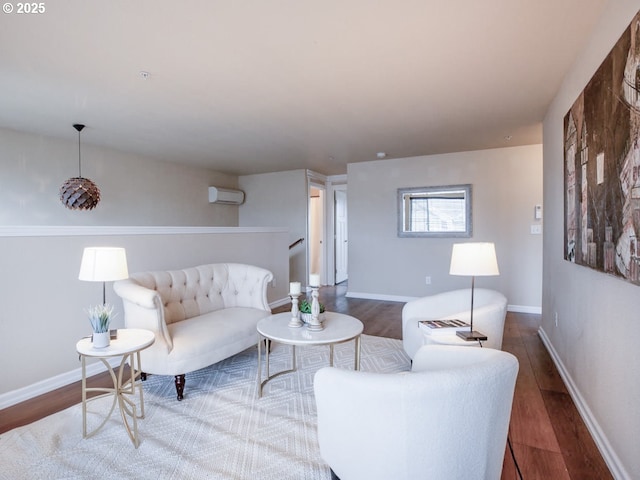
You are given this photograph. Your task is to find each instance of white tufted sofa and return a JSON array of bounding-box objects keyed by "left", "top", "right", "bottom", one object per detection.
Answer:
[{"left": 113, "top": 263, "right": 273, "bottom": 400}]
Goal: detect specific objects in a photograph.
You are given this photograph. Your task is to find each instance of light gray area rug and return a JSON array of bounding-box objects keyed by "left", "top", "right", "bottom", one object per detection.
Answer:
[{"left": 0, "top": 335, "right": 410, "bottom": 480}]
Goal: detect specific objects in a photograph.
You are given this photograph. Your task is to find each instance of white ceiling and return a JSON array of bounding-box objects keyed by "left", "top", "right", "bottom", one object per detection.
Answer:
[{"left": 0, "top": 0, "right": 607, "bottom": 176}]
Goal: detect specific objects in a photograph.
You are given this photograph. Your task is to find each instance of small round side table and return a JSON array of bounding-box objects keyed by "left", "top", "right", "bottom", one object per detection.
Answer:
[{"left": 76, "top": 328, "right": 154, "bottom": 448}]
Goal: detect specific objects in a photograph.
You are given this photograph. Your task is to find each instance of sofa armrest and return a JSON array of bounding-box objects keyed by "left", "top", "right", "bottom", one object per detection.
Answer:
[
  {"left": 113, "top": 280, "right": 157, "bottom": 309},
  {"left": 223, "top": 263, "right": 274, "bottom": 311},
  {"left": 113, "top": 279, "right": 173, "bottom": 351}
]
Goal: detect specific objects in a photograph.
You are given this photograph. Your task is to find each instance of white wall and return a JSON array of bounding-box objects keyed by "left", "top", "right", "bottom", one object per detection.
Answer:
[
  {"left": 542, "top": 2, "right": 640, "bottom": 478},
  {"left": 0, "top": 127, "right": 239, "bottom": 226},
  {"left": 0, "top": 227, "right": 289, "bottom": 405},
  {"left": 347, "top": 145, "right": 543, "bottom": 310},
  {"left": 0, "top": 128, "right": 292, "bottom": 408},
  {"left": 239, "top": 169, "right": 309, "bottom": 285}
]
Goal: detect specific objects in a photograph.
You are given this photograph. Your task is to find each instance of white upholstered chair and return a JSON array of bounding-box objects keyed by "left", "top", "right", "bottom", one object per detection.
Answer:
[
  {"left": 402, "top": 288, "right": 508, "bottom": 358},
  {"left": 314, "top": 345, "right": 519, "bottom": 480}
]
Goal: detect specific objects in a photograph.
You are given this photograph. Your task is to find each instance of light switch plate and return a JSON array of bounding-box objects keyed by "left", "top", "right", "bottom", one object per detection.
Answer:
[{"left": 534, "top": 204, "right": 543, "bottom": 220}]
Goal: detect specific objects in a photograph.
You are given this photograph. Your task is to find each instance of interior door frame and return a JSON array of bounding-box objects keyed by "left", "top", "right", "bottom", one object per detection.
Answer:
[
  {"left": 324, "top": 175, "right": 347, "bottom": 286},
  {"left": 307, "top": 170, "right": 327, "bottom": 287},
  {"left": 333, "top": 185, "right": 348, "bottom": 284},
  {"left": 307, "top": 172, "right": 347, "bottom": 287},
  {"left": 308, "top": 182, "right": 326, "bottom": 286}
]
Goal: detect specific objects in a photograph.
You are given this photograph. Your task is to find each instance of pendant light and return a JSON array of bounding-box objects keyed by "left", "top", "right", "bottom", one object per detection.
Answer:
[{"left": 59, "top": 124, "right": 101, "bottom": 210}]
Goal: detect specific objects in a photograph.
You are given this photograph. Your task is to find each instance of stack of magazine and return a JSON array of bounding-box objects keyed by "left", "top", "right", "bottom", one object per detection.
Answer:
[{"left": 418, "top": 319, "right": 469, "bottom": 335}]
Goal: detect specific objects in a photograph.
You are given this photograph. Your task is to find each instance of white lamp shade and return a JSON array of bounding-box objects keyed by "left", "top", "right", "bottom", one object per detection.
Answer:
[
  {"left": 78, "top": 247, "right": 129, "bottom": 282},
  {"left": 449, "top": 242, "right": 499, "bottom": 277}
]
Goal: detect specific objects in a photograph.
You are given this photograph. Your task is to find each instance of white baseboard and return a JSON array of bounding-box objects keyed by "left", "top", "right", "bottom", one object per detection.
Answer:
[
  {"left": 346, "top": 291, "right": 542, "bottom": 314},
  {"left": 1, "top": 302, "right": 284, "bottom": 411},
  {"left": 507, "top": 304, "right": 542, "bottom": 314},
  {"left": 538, "top": 327, "right": 630, "bottom": 480},
  {"left": 269, "top": 297, "right": 290, "bottom": 309},
  {"left": 345, "top": 291, "right": 416, "bottom": 303},
  {"left": 0, "top": 297, "right": 539, "bottom": 412},
  {"left": 0, "top": 357, "right": 119, "bottom": 410}
]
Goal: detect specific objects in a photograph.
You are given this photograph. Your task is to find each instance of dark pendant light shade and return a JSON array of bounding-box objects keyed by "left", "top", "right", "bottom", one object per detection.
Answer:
[{"left": 60, "top": 124, "right": 101, "bottom": 210}]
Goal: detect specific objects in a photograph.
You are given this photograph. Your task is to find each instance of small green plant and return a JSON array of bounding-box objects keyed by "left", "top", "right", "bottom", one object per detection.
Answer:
[
  {"left": 299, "top": 299, "right": 325, "bottom": 314},
  {"left": 86, "top": 303, "right": 115, "bottom": 333}
]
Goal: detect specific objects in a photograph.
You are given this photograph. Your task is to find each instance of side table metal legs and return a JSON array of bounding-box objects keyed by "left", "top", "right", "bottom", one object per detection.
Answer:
[{"left": 80, "top": 351, "right": 146, "bottom": 448}]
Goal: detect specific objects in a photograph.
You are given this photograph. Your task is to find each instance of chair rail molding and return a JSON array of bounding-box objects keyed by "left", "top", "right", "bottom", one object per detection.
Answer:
[{"left": 0, "top": 226, "right": 288, "bottom": 237}]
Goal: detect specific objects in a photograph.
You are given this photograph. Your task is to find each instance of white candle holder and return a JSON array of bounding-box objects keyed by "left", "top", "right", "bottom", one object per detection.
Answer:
[
  {"left": 288, "top": 292, "right": 303, "bottom": 328},
  {"left": 307, "top": 286, "right": 324, "bottom": 331}
]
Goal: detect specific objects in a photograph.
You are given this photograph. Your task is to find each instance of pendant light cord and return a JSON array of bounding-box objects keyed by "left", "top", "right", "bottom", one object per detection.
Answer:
[
  {"left": 73, "top": 124, "right": 85, "bottom": 178},
  {"left": 77, "top": 128, "right": 82, "bottom": 177}
]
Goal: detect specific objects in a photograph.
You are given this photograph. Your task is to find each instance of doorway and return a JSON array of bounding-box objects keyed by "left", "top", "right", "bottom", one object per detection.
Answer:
[
  {"left": 308, "top": 185, "right": 325, "bottom": 285},
  {"left": 334, "top": 188, "right": 348, "bottom": 284}
]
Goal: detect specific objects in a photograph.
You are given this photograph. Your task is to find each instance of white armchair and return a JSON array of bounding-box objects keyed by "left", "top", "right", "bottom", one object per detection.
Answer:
[
  {"left": 402, "top": 288, "right": 508, "bottom": 358},
  {"left": 314, "top": 345, "right": 519, "bottom": 480}
]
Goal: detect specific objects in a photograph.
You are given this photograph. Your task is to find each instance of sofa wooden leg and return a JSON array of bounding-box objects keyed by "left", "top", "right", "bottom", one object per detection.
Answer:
[
  {"left": 175, "top": 374, "right": 185, "bottom": 401},
  {"left": 330, "top": 468, "right": 341, "bottom": 480},
  {"left": 140, "top": 372, "right": 147, "bottom": 381}
]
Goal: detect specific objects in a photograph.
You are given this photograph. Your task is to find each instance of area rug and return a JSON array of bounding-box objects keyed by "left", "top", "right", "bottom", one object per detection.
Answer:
[{"left": 0, "top": 334, "right": 410, "bottom": 480}]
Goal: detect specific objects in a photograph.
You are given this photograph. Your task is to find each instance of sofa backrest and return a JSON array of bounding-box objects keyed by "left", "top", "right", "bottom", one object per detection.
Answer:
[{"left": 130, "top": 263, "right": 272, "bottom": 325}]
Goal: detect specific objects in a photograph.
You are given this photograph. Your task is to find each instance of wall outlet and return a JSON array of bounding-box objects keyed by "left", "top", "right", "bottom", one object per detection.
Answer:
[
  {"left": 531, "top": 224, "right": 542, "bottom": 235},
  {"left": 425, "top": 276, "right": 431, "bottom": 285}
]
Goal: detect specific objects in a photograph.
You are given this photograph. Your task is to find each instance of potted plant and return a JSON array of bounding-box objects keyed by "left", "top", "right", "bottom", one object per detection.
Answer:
[
  {"left": 299, "top": 299, "right": 325, "bottom": 323},
  {"left": 86, "top": 303, "right": 114, "bottom": 348}
]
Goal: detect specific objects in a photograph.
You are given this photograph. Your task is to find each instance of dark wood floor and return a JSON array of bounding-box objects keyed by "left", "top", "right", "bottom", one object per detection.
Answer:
[
  {"left": 0, "top": 283, "right": 612, "bottom": 479},
  {"left": 278, "top": 284, "right": 612, "bottom": 479}
]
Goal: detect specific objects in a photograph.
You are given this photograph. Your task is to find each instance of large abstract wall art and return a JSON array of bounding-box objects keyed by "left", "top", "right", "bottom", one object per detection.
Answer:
[{"left": 564, "top": 9, "right": 640, "bottom": 284}]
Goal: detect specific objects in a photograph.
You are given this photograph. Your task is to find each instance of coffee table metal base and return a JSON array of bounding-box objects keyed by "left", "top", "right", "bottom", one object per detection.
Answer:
[
  {"left": 257, "top": 336, "right": 361, "bottom": 397},
  {"left": 256, "top": 312, "right": 363, "bottom": 398}
]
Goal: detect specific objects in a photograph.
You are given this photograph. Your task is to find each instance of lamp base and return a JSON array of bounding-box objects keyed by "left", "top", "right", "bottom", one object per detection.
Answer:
[{"left": 456, "top": 330, "right": 487, "bottom": 342}]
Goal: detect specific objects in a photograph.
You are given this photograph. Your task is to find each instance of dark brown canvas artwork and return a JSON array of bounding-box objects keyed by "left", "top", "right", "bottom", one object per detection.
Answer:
[{"left": 564, "top": 10, "right": 640, "bottom": 284}]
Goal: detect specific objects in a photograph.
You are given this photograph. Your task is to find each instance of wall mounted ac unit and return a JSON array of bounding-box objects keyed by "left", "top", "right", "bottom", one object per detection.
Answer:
[{"left": 208, "top": 186, "right": 245, "bottom": 205}]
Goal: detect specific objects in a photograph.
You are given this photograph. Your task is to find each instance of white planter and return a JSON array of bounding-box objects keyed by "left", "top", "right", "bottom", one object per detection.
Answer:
[
  {"left": 92, "top": 331, "right": 110, "bottom": 348},
  {"left": 300, "top": 312, "right": 325, "bottom": 324}
]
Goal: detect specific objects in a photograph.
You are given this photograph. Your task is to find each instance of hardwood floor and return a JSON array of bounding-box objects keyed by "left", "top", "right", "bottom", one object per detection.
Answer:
[
  {"left": 279, "top": 284, "right": 612, "bottom": 479},
  {"left": 0, "top": 283, "right": 612, "bottom": 479}
]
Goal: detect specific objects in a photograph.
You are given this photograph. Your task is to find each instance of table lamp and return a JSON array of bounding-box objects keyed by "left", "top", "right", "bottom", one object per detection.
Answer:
[
  {"left": 78, "top": 247, "right": 129, "bottom": 304},
  {"left": 449, "top": 242, "right": 499, "bottom": 341}
]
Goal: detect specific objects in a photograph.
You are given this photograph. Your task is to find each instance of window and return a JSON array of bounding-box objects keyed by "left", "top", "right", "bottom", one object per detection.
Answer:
[{"left": 397, "top": 184, "right": 472, "bottom": 238}]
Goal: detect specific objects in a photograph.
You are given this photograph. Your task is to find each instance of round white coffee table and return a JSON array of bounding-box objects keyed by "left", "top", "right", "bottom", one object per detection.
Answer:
[
  {"left": 76, "top": 328, "right": 155, "bottom": 448},
  {"left": 256, "top": 311, "right": 363, "bottom": 397}
]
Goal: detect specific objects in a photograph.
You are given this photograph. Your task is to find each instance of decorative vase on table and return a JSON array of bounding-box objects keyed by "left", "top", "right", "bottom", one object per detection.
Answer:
[
  {"left": 87, "top": 304, "right": 114, "bottom": 348},
  {"left": 301, "top": 312, "right": 326, "bottom": 323},
  {"left": 92, "top": 331, "right": 110, "bottom": 348},
  {"left": 299, "top": 300, "right": 325, "bottom": 327}
]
